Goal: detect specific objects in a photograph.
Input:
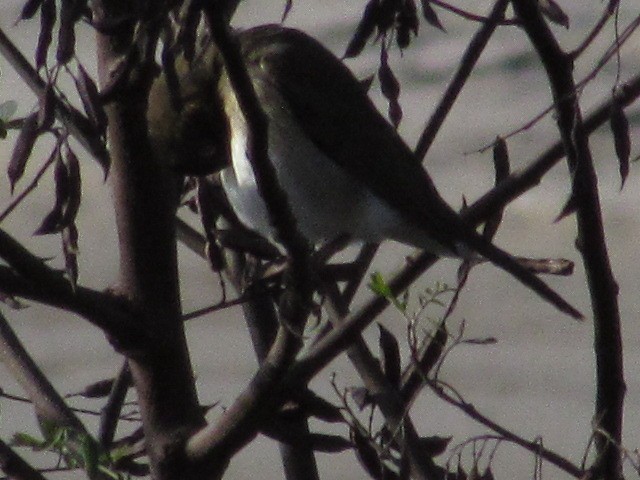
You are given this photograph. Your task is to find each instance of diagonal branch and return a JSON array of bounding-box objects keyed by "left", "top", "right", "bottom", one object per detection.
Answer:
[
  {"left": 414, "top": 0, "right": 511, "bottom": 161},
  {"left": 0, "top": 439, "right": 49, "bottom": 480}
]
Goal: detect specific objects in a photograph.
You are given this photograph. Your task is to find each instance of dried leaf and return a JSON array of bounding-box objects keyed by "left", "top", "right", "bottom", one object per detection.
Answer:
[
  {"left": 483, "top": 137, "right": 510, "bottom": 240},
  {"left": 62, "top": 223, "right": 79, "bottom": 285},
  {"left": 349, "top": 386, "right": 373, "bottom": 410},
  {"left": 281, "top": 0, "right": 293, "bottom": 22},
  {"left": 296, "top": 389, "right": 343, "bottom": 423},
  {"left": 34, "top": 148, "right": 67, "bottom": 234},
  {"left": 75, "top": 64, "right": 107, "bottom": 136},
  {"left": 610, "top": 101, "right": 631, "bottom": 189},
  {"left": 37, "top": 83, "right": 55, "bottom": 130},
  {"left": 8, "top": 113, "right": 39, "bottom": 193},
  {"left": 344, "top": 0, "right": 380, "bottom": 58},
  {"left": 57, "top": 0, "right": 77, "bottom": 64},
  {"left": 351, "top": 428, "right": 384, "bottom": 480},
  {"left": 420, "top": 0, "right": 445, "bottom": 31},
  {"left": 306, "top": 433, "right": 352, "bottom": 453},
  {"left": 66, "top": 378, "right": 114, "bottom": 399},
  {"left": 61, "top": 148, "right": 81, "bottom": 225},
  {"left": 378, "top": 47, "right": 402, "bottom": 127},
  {"left": 492, "top": 136, "right": 510, "bottom": 182},
  {"left": 35, "top": 0, "right": 55, "bottom": 69},
  {"left": 378, "top": 324, "right": 401, "bottom": 387},
  {"left": 419, "top": 435, "right": 451, "bottom": 457},
  {"left": 538, "top": 0, "right": 570, "bottom": 29},
  {"left": 397, "top": 0, "right": 418, "bottom": 49},
  {"left": 19, "top": 0, "right": 44, "bottom": 21}
]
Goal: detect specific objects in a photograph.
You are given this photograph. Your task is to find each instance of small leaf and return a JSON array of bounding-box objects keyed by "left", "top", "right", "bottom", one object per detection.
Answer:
[
  {"left": 538, "top": 0, "right": 570, "bottom": 29},
  {"left": 492, "top": 136, "right": 510, "bottom": 183},
  {"left": 296, "top": 389, "right": 343, "bottom": 423},
  {"left": 281, "top": 0, "right": 293, "bottom": 22},
  {"left": 397, "top": 0, "right": 419, "bottom": 49},
  {"left": 66, "top": 378, "right": 115, "bottom": 398},
  {"left": 35, "top": 0, "right": 56, "bottom": 69},
  {"left": 76, "top": 64, "right": 107, "bottom": 136},
  {"left": 610, "top": 101, "right": 631, "bottom": 189},
  {"left": 34, "top": 147, "right": 66, "bottom": 235},
  {"left": 349, "top": 386, "right": 373, "bottom": 410},
  {"left": 11, "top": 432, "right": 46, "bottom": 449},
  {"left": 62, "top": 224, "right": 79, "bottom": 285},
  {"left": 378, "top": 324, "right": 401, "bottom": 387},
  {"left": 8, "top": 113, "right": 39, "bottom": 193},
  {"left": 61, "top": 148, "right": 81, "bottom": 225},
  {"left": 57, "top": 0, "right": 77, "bottom": 64},
  {"left": 37, "top": 83, "right": 55, "bottom": 130},
  {"left": 19, "top": 0, "right": 44, "bottom": 21},
  {"left": 79, "top": 433, "right": 99, "bottom": 477},
  {"left": 306, "top": 433, "right": 352, "bottom": 453},
  {"left": 378, "top": 47, "right": 403, "bottom": 127},
  {"left": 483, "top": 136, "right": 510, "bottom": 240},
  {"left": 344, "top": 0, "right": 380, "bottom": 58},
  {"left": 0, "top": 100, "right": 18, "bottom": 121},
  {"left": 351, "top": 428, "right": 385, "bottom": 480},
  {"left": 419, "top": 435, "right": 451, "bottom": 457},
  {"left": 420, "top": 0, "right": 445, "bottom": 31}
]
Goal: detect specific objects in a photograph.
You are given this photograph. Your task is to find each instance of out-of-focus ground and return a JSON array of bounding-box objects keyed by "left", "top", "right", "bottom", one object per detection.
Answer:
[{"left": 1, "top": 1, "right": 639, "bottom": 478}]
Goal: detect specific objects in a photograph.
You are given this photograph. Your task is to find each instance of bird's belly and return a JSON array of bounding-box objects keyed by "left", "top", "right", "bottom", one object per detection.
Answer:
[{"left": 220, "top": 115, "right": 409, "bottom": 246}]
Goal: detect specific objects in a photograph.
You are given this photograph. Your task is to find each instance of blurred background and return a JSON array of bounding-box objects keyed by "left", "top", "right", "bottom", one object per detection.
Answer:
[{"left": 1, "top": 1, "right": 639, "bottom": 478}]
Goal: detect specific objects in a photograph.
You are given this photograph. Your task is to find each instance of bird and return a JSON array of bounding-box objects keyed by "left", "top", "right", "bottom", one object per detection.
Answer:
[{"left": 148, "top": 24, "right": 582, "bottom": 320}]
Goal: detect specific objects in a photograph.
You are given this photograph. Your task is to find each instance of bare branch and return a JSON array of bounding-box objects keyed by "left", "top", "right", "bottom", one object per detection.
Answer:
[{"left": 512, "top": 1, "right": 625, "bottom": 478}]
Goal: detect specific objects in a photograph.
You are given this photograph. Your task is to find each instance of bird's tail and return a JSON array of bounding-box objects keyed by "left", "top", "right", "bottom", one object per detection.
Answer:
[{"left": 461, "top": 232, "right": 583, "bottom": 320}]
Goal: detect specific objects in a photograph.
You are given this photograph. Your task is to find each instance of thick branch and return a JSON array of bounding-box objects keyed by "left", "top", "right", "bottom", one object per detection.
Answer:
[{"left": 511, "top": 1, "right": 624, "bottom": 478}]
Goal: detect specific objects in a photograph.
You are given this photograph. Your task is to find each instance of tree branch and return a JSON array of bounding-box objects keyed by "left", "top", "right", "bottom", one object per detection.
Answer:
[
  {"left": 511, "top": 2, "right": 625, "bottom": 478},
  {"left": 0, "top": 439, "right": 49, "bottom": 480}
]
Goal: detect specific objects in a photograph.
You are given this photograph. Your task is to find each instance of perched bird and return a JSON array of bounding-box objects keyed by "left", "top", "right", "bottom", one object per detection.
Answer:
[{"left": 148, "top": 24, "right": 581, "bottom": 319}]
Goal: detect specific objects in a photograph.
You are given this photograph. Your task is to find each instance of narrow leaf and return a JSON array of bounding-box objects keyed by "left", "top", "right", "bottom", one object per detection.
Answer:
[
  {"left": 62, "top": 224, "right": 79, "bottom": 285},
  {"left": 378, "top": 324, "right": 401, "bottom": 387},
  {"left": 419, "top": 435, "right": 451, "bottom": 457},
  {"left": 35, "top": 0, "right": 56, "bottom": 69},
  {"left": 396, "top": 0, "right": 418, "bottom": 49},
  {"left": 420, "top": 0, "right": 445, "bottom": 31},
  {"left": 66, "top": 378, "right": 115, "bottom": 398},
  {"left": 281, "top": 0, "right": 293, "bottom": 22},
  {"left": 19, "top": 0, "right": 44, "bottom": 21},
  {"left": 378, "top": 47, "right": 403, "bottom": 127},
  {"left": 62, "top": 148, "right": 81, "bottom": 225},
  {"left": 8, "top": 113, "right": 39, "bottom": 193},
  {"left": 349, "top": 386, "right": 373, "bottom": 410},
  {"left": 37, "top": 83, "right": 55, "bottom": 130},
  {"left": 57, "top": 0, "right": 76, "bottom": 64},
  {"left": 76, "top": 64, "right": 107, "bottom": 136},
  {"left": 351, "top": 428, "right": 386, "bottom": 480},
  {"left": 610, "top": 101, "right": 631, "bottom": 189},
  {"left": 538, "top": 0, "right": 570, "bottom": 29},
  {"left": 344, "top": 0, "right": 380, "bottom": 58}
]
